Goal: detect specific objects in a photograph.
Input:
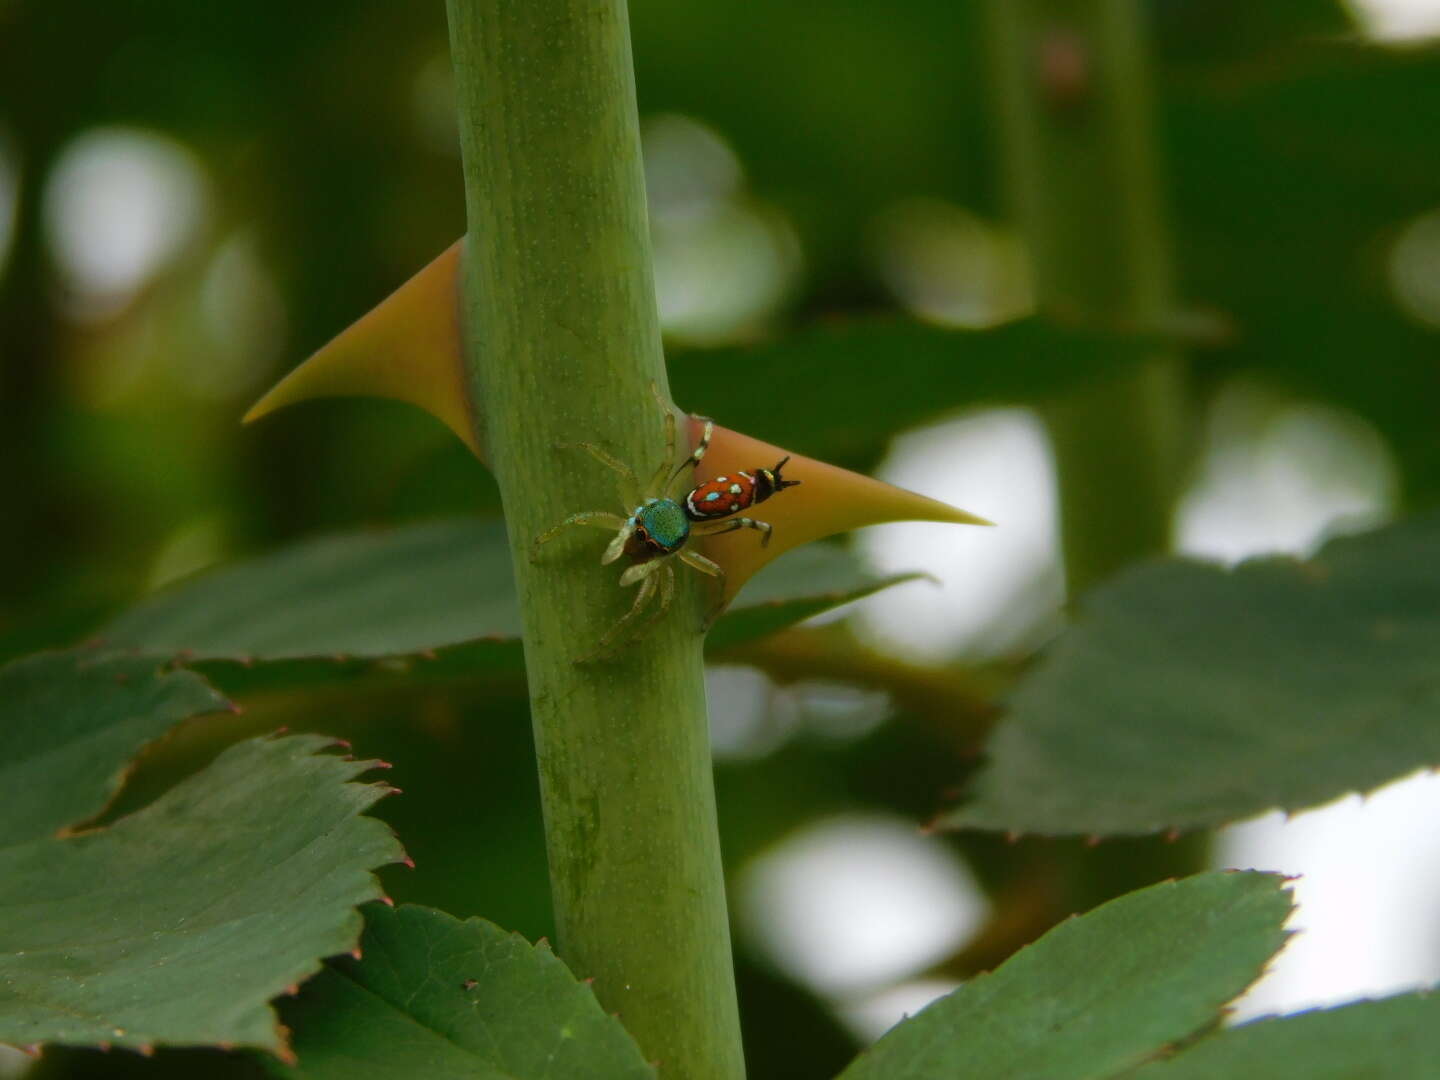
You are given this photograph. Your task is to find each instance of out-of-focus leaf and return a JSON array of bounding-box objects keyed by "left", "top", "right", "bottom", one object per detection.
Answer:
[
  {"left": 102, "top": 521, "right": 521, "bottom": 663},
  {"left": 1163, "top": 43, "right": 1440, "bottom": 500},
  {"left": 1128, "top": 994, "right": 1440, "bottom": 1079},
  {"left": 272, "top": 904, "right": 654, "bottom": 1080},
  {"left": 100, "top": 519, "right": 922, "bottom": 690},
  {"left": 707, "top": 543, "right": 927, "bottom": 653},
  {"left": 0, "top": 734, "right": 404, "bottom": 1057},
  {"left": 673, "top": 319, "right": 1151, "bottom": 471},
  {"left": 1, "top": 651, "right": 231, "bottom": 846},
  {"left": 836, "top": 872, "right": 1292, "bottom": 1080},
  {"left": 942, "top": 515, "right": 1440, "bottom": 837}
]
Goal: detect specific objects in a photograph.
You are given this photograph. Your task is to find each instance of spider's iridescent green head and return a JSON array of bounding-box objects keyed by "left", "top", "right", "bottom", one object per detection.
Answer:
[{"left": 626, "top": 498, "right": 691, "bottom": 562}]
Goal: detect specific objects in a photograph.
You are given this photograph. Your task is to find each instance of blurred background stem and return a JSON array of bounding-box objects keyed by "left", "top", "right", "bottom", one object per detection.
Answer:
[
  {"left": 977, "top": 0, "right": 1207, "bottom": 925},
  {"left": 984, "top": 0, "right": 1187, "bottom": 593},
  {"left": 444, "top": 2, "right": 745, "bottom": 1076}
]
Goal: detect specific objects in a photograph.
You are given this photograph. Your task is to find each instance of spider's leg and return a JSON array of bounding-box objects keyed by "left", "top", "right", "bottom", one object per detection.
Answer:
[
  {"left": 602, "top": 518, "right": 638, "bottom": 565},
  {"left": 532, "top": 511, "right": 627, "bottom": 562},
  {"left": 646, "top": 406, "right": 678, "bottom": 497},
  {"left": 677, "top": 548, "right": 723, "bottom": 579},
  {"left": 619, "top": 553, "right": 664, "bottom": 587},
  {"left": 581, "top": 569, "right": 659, "bottom": 662},
  {"left": 695, "top": 516, "right": 773, "bottom": 546},
  {"left": 678, "top": 549, "right": 728, "bottom": 630},
  {"left": 557, "top": 442, "right": 642, "bottom": 510},
  {"left": 639, "top": 561, "right": 677, "bottom": 635},
  {"left": 665, "top": 416, "right": 715, "bottom": 497}
]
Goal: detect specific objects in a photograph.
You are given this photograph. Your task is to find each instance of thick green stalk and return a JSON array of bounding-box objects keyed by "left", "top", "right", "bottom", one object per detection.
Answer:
[
  {"left": 444, "top": 3, "right": 745, "bottom": 1077},
  {"left": 985, "top": 0, "right": 1186, "bottom": 591}
]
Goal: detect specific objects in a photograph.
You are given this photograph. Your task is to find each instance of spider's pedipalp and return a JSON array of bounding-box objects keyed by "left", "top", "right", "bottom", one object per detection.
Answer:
[{"left": 603, "top": 518, "right": 638, "bottom": 564}]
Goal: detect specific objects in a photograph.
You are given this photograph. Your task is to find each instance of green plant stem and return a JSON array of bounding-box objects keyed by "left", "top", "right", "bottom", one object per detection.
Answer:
[
  {"left": 444, "top": 3, "right": 745, "bottom": 1077},
  {"left": 984, "top": 0, "right": 1187, "bottom": 592}
]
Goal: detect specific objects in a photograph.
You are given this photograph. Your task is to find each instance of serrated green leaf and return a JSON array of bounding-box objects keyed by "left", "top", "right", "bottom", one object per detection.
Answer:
[
  {"left": 1, "top": 651, "right": 230, "bottom": 847},
  {"left": 1127, "top": 993, "right": 1440, "bottom": 1079},
  {"left": 272, "top": 904, "right": 655, "bottom": 1080},
  {"left": 836, "top": 872, "right": 1292, "bottom": 1080},
  {"left": 0, "top": 734, "right": 404, "bottom": 1057},
  {"left": 941, "top": 515, "right": 1440, "bottom": 837},
  {"left": 100, "top": 519, "right": 916, "bottom": 689}
]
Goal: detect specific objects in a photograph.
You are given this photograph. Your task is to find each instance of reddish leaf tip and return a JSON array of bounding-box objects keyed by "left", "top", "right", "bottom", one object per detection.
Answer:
[
  {"left": 379, "top": 896, "right": 395, "bottom": 907},
  {"left": 1084, "top": 834, "right": 1102, "bottom": 847},
  {"left": 350, "top": 947, "right": 363, "bottom": 960},
  {"left": 137, "top": 1044, "right": 155, "bottom": 1058}
]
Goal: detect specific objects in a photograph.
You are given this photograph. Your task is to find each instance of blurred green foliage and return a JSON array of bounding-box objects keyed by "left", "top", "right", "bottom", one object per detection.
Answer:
[{"left": 4, "top": 0, "right": 1440, "bottom": 1076}]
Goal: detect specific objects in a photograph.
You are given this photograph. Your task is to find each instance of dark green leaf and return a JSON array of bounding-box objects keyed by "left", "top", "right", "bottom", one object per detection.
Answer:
[
  {"left": 1127, "top": 994, "right": 1440, "bottom": 1079},
  {"left": 837, "top": 872, "right": 1292, "bottom": 1080},
  {"left": 942, "top": 515, "right": 1440, "bottom": 837},
  {"left": 274, "top": 904, "right": 654, "bottom": 1080},
  {"left": 675, "top": 318, "right": 1150, "bottom": 472},
  {"left": 1, "top": 650, "right": 231, "bottom": 847},
  {"left": 102, "top": 520, "right": 522, "bottom": 663},
  {"left": 709, "top": 543, "right": 927, "bottom": 653},
  {"left": 0, "top": 734, "right": 404, "bottom": 1056},
  {"left": 100, "top": 519, "right": 918, "bottom": 690}
]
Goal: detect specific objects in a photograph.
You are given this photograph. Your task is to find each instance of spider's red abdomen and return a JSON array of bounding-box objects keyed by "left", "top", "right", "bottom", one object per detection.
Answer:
[{"left": 685, "top": 472, "right": 756, "bottom": 520}]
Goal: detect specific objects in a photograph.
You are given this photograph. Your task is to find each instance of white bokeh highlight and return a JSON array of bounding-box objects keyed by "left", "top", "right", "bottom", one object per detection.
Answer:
[
  {"left": 855, "top": 408, "right": 1062, "bottom": 660},
  {"left": 1176, "top": 382, "right": 1396, "bottom": 563},
  {"left": 643, "top": 114, "right": 800, "bottom": 345},
  {"left": 1222, "top": 773, "right": 1440, "bottom": 1020},
  {"left": 740, "top": 814, "right": 987, "bottom": 999},
  {"left": 44, "top": 127, "right": 206, "bottom": 317},
  {"left": 839, "top": 978, "right": 963, "bottom": 1043},
  {"left": 1349, "top": 0, "right": 1440, "bottom": 39}
]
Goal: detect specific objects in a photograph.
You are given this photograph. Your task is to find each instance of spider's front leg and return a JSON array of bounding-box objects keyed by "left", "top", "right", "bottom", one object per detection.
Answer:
[{"left": 531, "top": 511, "right": 627, "bottom": 563}]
